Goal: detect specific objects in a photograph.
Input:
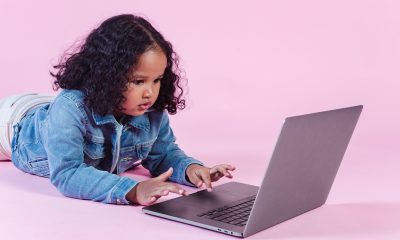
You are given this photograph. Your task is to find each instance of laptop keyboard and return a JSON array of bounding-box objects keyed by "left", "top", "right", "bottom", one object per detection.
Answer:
[{"left": 197, "top": 195, "right": 256, "bottom": 227}]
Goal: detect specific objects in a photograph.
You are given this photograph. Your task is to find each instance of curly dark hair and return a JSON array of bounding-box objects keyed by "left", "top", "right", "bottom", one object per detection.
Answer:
[{"left": 51, "top": 14, "right": 186, "bottom": 115}]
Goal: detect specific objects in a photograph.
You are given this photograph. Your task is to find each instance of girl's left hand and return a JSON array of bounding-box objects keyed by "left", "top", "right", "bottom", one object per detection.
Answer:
[{"left": 185, "top": 164, "right": 236, "bottom": 192}]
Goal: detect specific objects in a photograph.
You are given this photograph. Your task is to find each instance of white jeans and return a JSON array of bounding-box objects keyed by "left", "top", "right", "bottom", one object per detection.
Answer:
[{"left": 0, "top": 93, "right": 54, "bottom": 160}]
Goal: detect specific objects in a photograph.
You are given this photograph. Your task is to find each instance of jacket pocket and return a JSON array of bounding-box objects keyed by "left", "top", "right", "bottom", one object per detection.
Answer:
[
  {"left": 135, "top": 138, "right": 157, "bottom": 160},
  {"left": 117, "top": 146, "right": 141, "bottom": 173},
  {"left": 83, "top": 134, "right": 107, "bottom": 160},
  {"left": 28, "top": 157, "right": 50, "bottom": 177},
  {"left": 20, "top": 142, "right": 50, "bottom": 177}
]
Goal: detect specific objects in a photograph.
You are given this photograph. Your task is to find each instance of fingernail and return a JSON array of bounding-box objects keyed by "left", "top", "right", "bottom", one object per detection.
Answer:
[
  {"left": 179, "top": 189, "right": 184, "bottom": 194},
  {"left": 207, "top": 188, "right": 212, "bottom": 192}
]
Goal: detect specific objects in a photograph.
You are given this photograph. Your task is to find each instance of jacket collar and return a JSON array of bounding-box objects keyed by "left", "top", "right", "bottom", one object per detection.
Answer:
[{"left": 92, "top": 109, "right": 151, "bottom": 132}]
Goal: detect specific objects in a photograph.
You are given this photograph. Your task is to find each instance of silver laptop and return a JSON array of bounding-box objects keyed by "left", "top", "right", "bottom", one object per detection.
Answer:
[{"left": 142, "top": 105, "right": 363, "bottom": 238}]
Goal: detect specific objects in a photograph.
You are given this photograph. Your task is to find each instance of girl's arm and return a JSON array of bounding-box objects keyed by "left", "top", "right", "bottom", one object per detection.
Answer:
[
  {"left": 44, "top": 95, "right": 137, "bottom": 205},
  {"left": 141, "top": 111, "right": 204, "bottom": 186}
]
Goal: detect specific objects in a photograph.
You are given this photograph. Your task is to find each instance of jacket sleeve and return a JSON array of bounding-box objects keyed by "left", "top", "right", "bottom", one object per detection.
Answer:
[
  {"left": 141, "top": 111, "right": 204, "bottom": 186},
  {"left": 44, "top": 95, "right": 137, "bottom": 205}
]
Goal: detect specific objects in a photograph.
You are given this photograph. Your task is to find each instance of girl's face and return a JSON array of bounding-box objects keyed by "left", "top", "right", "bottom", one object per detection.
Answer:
[{"left": 120, "top": 49, "right": 167, "bottom": 117}]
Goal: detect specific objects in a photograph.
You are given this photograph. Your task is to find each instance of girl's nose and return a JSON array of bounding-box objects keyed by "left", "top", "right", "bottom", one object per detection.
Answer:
[{"left": 143, "top": 88, "right": 152, "bottom": 98}]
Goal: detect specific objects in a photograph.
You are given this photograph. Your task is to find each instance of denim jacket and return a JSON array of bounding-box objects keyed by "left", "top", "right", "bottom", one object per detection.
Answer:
[{"left": 11, "top": 89, "right": 203, "bottom": 205}]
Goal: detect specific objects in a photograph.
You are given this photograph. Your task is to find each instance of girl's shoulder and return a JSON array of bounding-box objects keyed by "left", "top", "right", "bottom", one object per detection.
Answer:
[
  {"left": 55, "top": 89, "right": 85, "bottom": 103},
  {"left": 48, "top": 89, "right": 88, "bottom": 120},
  {"left": 49, "top": 89, "right": 87, "bottom": 111}
]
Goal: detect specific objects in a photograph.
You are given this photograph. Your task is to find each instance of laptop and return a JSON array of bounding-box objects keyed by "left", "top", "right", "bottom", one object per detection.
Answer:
[{"left": 142, "top": 105, "right": 363, "bottom": 238}]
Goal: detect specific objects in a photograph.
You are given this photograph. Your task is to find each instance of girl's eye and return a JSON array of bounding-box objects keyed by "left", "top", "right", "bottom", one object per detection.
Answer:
[
  {"left": 128, "top": 78, "right": 161, "bottom": 86},
  {"left": 129, "top": 80, "right": 144, "bottom": 85}
]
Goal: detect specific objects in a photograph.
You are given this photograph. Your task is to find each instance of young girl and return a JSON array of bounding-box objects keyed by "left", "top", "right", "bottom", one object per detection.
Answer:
[{"left": 0, "top": 14, "right": 235, "bottom": 206}]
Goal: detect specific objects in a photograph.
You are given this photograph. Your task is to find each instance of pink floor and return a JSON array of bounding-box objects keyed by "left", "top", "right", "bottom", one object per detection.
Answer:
[
  {"left": 1, "top": 142, "right": 399, "bottom": 240},
  {"left": 1, "top": 0, "right": 399, "bottom": 239}
]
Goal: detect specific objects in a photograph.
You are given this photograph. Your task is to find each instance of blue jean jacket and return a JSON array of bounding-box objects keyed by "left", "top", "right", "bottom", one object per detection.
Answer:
[{"left": 11, "top": 89, "right": 203, "bottom": 205}]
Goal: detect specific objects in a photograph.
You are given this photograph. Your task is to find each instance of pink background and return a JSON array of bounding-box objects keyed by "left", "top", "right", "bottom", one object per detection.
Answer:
[{"left": 0, "top": 0, "right": 399, "bottom": 239}]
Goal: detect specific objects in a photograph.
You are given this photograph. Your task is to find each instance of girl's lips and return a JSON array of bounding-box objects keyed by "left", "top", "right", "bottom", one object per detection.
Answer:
[{"left": 138, "top": 102, "right": 151, "bottom": 110}]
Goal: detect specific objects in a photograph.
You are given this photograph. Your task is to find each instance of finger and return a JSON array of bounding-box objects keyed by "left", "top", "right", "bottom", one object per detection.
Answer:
[
  {"left": 188, "top": 172, "right": 203, "bottom": 188},
  {"left": 210, "top": 172, "right": 222, "bottom": 182},
  {"left": 209, "top": 166, "right": 219, "bottom": 175},
  {"left": 199, "top": 170, "right": 212, "bottom": 192},
  {"left": 160, "top": 183, "right": 188, "bottom": 196},
  {"left": 149, "top": 188, "right": 170, "bottom": 199},
  {"left": 227, "top": 164, "right": 236, "bottom": 171},
  {"left": 211, "top": 166, "right": 232, "bottom": 179},
  {"left": 222, "top": 164, "right": 235, "bottom": 176},
  {"left": 143, "top": 196, "right": 157, "bottom": 206},
  {"left": 156, "top": 167, "right": 173, "bottom": 182},
  {"left": 210, "top": 164, "right": 233, "bottom": 174},
  {"left": 177, "top": 188, "right": 188, "bottom": 196},
  {"left": 218, "top": 164, "right": 236, "bottom": 172},
  {"left": 149, "top": 183, "right": 186, "bottom": 197},
  {"left": 224, "top": 169, "right": 233, "bottom": 178}
]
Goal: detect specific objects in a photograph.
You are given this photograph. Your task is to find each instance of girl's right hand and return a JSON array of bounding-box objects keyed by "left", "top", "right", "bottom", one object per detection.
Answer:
[{"left": 126, "top": 167, "right": 188, "bottom": 206}]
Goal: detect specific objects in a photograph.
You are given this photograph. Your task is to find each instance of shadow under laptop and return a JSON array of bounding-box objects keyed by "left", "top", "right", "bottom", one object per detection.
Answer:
[{"left": 249, "top": 202, "right": 400, "bottom": 239}]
